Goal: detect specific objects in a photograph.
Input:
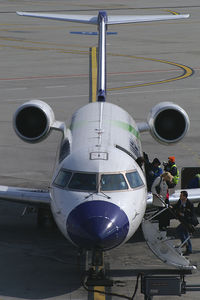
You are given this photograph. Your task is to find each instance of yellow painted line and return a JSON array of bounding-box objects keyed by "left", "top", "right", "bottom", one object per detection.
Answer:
[
  {"left": 0, "top": 36, "right": 90, "bottom": 49},
  {"left": 94, "top": 286, "right": 106, "bottom": 300},
  {"left": 0, "top": 43, "right": 88, "bottom": 54},
  {"left": 107, "top": 54, "right": 193, "bottom": 90},
  {"left": 91, "top": 47, "right": 97, "bottom": 102},
  {"left": 164, "top": 10, "right": 179, "bottom": 15},
  {"left": 0, "top": 37, "right": 193, "bottom": 90}
]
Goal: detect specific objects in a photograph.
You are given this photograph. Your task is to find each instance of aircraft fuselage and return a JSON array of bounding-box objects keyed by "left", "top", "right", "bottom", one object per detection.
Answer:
[{"left": 50, "top": 102, "right": 147, "bottom": 250}]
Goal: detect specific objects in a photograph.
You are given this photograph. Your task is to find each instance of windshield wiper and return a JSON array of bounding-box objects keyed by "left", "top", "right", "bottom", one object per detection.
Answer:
[
  {"left": 85, "top": 190, "right": 110, "bottom": 199},
  {"left": 84, "top": 178, "right": 111, "bottom": 199}
]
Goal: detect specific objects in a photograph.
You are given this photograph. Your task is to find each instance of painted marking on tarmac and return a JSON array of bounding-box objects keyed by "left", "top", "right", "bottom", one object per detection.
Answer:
[
  {"left": 0, "top": 74, "right": 89, "bottom": 81},
  {"left": 0, "top": 36, "right": 90, "bottom": 49},
  {"left": 0, "top": 33, "right": 194, "bottom": 90},
  {"left": 0, "top": 68, "right": 188, "bottom": 82},
  {"left": 164, "top": 9, "right": 179, "bottom": 15},
  {"left": 0, "top": 35, "right": 194, "bottom": 92},
  {"left": 108, "top": 86, "right": 200, "bottom": 96},
  {"left": 93, "top": 286, "right": 106, "bottom": 300},
  {"left": 89, "top": 47, "right": 97, "bottom": 102},
  {"left": 45, "top": 85, "right": 68, "bottom": 88},
  {"left": 91, "top": 47, "right": 97, "bottom": 102},
  {"left": 2, "top": 87, "right": 27, "bottom": 91},
  {"left": 4, "top": 86, "right": 200, "bottom": 103},
  {"left": 106, "top": 53, "right": 194, "bottom": 91}
]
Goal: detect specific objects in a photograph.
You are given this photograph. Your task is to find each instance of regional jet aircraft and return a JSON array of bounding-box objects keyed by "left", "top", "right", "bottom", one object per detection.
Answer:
[{"left": 0, "top": 10, "right": 198, "bottom": 273}]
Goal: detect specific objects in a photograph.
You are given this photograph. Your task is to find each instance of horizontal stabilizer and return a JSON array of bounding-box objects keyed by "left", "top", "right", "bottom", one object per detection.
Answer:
[
  {"left": 107, "top": 14, "right": 189, "bottom": 24},
  {"left": 16, "top": 12, "right": 98, "bottom": 24},
  {"left": 16, "top": 11, "right": 189, "bottom": 25}
]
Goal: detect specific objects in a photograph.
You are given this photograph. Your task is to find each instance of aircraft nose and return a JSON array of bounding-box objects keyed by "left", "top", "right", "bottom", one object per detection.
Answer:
[{"left": 66, "top": 201, "right": 129, "bottom": 250}]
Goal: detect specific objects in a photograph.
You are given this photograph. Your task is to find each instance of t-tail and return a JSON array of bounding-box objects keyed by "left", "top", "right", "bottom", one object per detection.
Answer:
[{"left": 17, "top": 10, "right": 189, "bottom": 102}]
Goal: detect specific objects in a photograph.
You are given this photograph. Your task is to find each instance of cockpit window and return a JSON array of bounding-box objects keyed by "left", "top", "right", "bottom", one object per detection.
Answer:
[
  {"left": 54, "top": 170, "right": 72, "bottom": 188},
  {"left": 126, "top": 171, "right": 143, "bottom": 188},
  {"left": 53, "top": 169, "right": 143, "bottom": 192},
  {"left": 101, "top": 174, "right": 128, "bottom": 191},
  {"left": 68, "top": 172, "right": 97, "bottom": 191}
]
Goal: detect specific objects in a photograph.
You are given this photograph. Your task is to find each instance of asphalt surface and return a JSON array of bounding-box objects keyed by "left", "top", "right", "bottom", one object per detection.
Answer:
[{"left": 0, "top": 0, "right": 200, "bottom": 299}]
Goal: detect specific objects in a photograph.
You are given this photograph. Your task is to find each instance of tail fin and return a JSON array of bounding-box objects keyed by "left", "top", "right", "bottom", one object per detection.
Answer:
[{"left": 17, "top": 11, "right": 189, "bottom": 102}]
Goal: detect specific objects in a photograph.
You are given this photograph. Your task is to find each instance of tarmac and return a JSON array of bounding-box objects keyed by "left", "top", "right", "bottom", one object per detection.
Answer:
[{"left": 0, "top": 0, "right": 200, "bottom": 299}]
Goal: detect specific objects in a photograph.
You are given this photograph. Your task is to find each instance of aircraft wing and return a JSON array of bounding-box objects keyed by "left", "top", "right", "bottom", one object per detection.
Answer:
[
  {"left": 0, "top": 185, "right": 51, "bottom": 206},
  {"left": 147, "top": 188, "right": 200, "bottom": 207},
  {"left": 16, "top": 11, "right": 189, "bottom": 25}
]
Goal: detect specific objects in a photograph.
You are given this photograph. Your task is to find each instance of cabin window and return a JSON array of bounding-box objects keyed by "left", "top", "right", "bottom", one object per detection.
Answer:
[
  {"left": 100, "top": 174, "right": 128, "bottom": 191},
  {"left": 126, "top": 171, "right": 143, "bottom": 188},
  {"left": 54, "top": 170, "right": 72, "bottom": 188},
  {"left": 68, "top": 172, "right": 97, "bottom": 191}
]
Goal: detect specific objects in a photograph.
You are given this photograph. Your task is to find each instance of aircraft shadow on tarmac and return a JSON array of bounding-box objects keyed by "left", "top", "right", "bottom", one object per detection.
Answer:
[
  {"left": 0, "top": 200, "right": 200, "bottom": 298},
  {"left": 0, "top": 201, "right": 85, "bottom": 299}
]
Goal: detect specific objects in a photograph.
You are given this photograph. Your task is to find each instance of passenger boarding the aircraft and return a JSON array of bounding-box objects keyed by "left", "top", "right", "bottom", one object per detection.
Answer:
[
  {"left": 151, "top": 172, "right": 173, "bottom": 231},
  {"left": 173, "top": 191, "right": 199, "bottom": 256},
  {"left": 136, "top": 156, "right": 145, "bottom": 170},
  {"left": 143, "top": 153, "right": 163, "bottom": 191}
]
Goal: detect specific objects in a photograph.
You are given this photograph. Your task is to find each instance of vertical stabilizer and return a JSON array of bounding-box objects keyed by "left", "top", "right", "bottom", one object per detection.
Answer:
[{"left": 97, "top": 11, "right": 107, "bottom": 102}]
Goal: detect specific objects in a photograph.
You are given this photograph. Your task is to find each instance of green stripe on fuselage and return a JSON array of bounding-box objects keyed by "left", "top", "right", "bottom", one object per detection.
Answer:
[
  {"left": 112, "top": 120, "right": 140, "bottom": 139},
  {"left": 70, "top": 119, "right": 140, "bottom": 140}
]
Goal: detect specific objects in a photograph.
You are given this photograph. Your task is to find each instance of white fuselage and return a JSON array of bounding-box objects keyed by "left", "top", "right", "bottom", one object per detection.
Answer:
[{"left": 50, "top": 102, "right": 147, "bottom": 250}]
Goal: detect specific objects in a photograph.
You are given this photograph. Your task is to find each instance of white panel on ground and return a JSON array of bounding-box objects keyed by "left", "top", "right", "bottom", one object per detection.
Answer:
[{"left": 142, "top": 219, "right": 196, "bottom": 270}]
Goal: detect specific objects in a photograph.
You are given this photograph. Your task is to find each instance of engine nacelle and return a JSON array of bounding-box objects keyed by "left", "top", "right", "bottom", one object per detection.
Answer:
[
  {"left": 147, "top": 102, "right": 190, "bottom": 144},
  {"left": 13, "top": 100, "right": 55, "bottom": 143}
]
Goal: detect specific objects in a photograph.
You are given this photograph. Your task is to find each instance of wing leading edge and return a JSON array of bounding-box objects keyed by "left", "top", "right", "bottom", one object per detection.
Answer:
[{"left": 0, "top": 185, "right": 51, "bottom": 206}]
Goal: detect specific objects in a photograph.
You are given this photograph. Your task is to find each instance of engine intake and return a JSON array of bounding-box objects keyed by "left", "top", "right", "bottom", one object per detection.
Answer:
[
  {"left": 147, "top": 102, "right": 190, "bottom": 144},
  {"left": 13, "top": 100, "right": 55, "bottom": 143}
]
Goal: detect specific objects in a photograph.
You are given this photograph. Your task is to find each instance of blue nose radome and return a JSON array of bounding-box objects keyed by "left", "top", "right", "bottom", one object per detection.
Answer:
[{"left": 66, "top": 201, "right": 129, "bottom": 250}]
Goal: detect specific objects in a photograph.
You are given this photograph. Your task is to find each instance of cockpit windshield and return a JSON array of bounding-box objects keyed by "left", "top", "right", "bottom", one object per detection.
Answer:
[
  {"left": 68, "top": 173, "right": 97, "bottom": 191},
  {"left": 53, "top": 169, "right": 143, "bottom": 192},
  {"left": 101, "top": 174, "right": 128, "bottom": 191}
]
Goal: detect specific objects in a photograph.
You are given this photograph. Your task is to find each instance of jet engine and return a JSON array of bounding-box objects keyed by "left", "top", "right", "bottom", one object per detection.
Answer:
[
  {"left": 147, "top": 102, "right": 190, "bottom": 144},
  {"left": 13, "top": 100, "right": 55, "bottom": 143}
]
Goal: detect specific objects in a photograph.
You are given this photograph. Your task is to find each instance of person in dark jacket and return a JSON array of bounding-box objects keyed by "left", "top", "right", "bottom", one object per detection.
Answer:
[
  {"left": 173, "top": 191, "right": 199, "bottom": 255},
  {"left": 144, "top": 153, "right": 163, "bottom": 192}
]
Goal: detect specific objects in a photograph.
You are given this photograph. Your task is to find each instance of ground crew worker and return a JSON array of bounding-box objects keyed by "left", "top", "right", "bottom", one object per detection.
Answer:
[{"left": 163, "top": 156, "right": 179, "bottom": 188}]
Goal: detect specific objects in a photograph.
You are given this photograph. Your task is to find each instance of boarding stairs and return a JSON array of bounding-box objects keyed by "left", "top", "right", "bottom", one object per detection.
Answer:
[{"left": 142, "top": 204, "right": 196, "bottom": 270}]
